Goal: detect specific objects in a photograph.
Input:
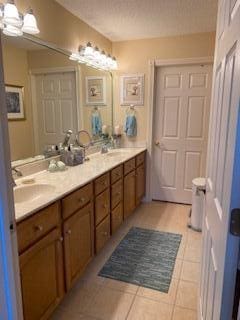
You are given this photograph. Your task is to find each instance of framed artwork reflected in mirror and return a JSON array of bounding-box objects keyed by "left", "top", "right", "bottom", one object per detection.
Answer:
[{"left": 5, "top": 85, "right": 25, "bottom": 120}]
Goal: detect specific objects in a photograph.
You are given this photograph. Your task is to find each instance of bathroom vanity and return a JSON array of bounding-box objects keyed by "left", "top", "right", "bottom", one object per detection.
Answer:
[{"left": 15, "top": 148, "right": 146, "bottom": 320}]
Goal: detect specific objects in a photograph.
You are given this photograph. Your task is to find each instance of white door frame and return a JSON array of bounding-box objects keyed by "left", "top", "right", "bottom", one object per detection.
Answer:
[
  {"left": 29, "top": 66, "right": 82, "bottom": 154},
  {"left": 0, "top": 36, "right": 23, "bottom": 319},
  {"left": 146, "top": 57, "right": 214, "bottom": 202}
]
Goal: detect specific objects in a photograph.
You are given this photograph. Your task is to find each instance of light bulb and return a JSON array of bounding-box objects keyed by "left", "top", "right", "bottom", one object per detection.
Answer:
[
  {"left": 3, "top": 2, "right": 21, "bottom": 27},
  {"left": 84, "top": 42, "right": 94, "bottom": 56},
  {"left": 93, "top": 46, "right": 101, "bottom": 59},
  {"left": 22, "top": 9, "right": 39, "bottom": 34},
  {"left": 0, "top": 4, "right": 3, "bottom": 29},
  {"left": 3, "top": 24, "right": 23, "bottom": 36},
  {"left": 111, "top": 57, "right": 118, "bottom": 70},
  {"left": 100, "top": 51, "right": 107, "bottom": 64}
]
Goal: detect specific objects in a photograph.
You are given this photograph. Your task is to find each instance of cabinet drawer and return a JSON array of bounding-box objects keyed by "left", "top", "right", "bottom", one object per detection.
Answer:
[
  {"left": 95, "top": 188, "right": 110, "bottom": 226},
  {"left": 111, "top": 202, "right": 123, "bottom": 235},
  {"left": 124, "top": 158, "right": 136, "bottom": 175},
  {"left": 17, "top": 202, "right": 60, "bottom": 253},
  {"left": 136, "top": 152, "right": 145, "bottom": 167},
  {"left": 111, "top": 179, "right": 123, "bottom": 210},
  {"left": 62, "top": 183, "right": 93, "bottom": 219},
  {"left": 95, "top": 173, "right": 110, "bottom": 196},
  {"left": 95, "top": 215, "right": 110, "bottom": 253},
  {"left": 111, "top": 165, "right": 123, "bottom": 184}
]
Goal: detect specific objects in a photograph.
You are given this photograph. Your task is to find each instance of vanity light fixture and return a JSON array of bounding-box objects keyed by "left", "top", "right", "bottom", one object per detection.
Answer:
[
  {"left": 0, "top": 1, "right": 40, "bottom": 37},
  {"left": 22, "top": 8, "right": 39, "bottom": 34},
  {"left": 69, "top": 42, "right": 118, "bottom": 71}
]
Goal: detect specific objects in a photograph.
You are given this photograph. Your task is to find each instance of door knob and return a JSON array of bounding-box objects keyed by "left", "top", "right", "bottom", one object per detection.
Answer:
[{"left": 155, "top": 141, "right": 160, "bottom": 146}]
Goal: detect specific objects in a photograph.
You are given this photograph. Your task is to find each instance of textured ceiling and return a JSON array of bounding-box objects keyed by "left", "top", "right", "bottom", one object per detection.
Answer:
[{"left": 56, "top": 0, "right": 218, "bottom": 41}]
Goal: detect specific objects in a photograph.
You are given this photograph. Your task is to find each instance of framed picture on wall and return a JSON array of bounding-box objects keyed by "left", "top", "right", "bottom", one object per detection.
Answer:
[
  {"left": 85, "top": 76, "right": 106, "bottom": 105},
  {"left": 5, "top": 85, "right": 25, "bottom": 120},
  {"left": 120, "top": 74, "right": 144, "bottom": 106}
]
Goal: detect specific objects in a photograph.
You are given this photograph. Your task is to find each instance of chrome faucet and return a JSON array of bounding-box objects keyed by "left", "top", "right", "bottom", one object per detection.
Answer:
[
  {"left": 101, "top": 144, "right": 109, "bottom": 154},
  {"left": 11, "top": 168, "right": 22, "bottom": 187},
  {"left": 62, "top": 129, "right": 73, "bottom": 148},
  {"left": 12, "top": 167, "right": 23, "bottom": 177}
]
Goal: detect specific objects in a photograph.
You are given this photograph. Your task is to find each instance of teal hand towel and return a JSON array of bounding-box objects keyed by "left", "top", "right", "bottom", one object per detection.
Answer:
[
  {"left": 124, "top": 114, "right": 137, "bottom": 137},
  {"left": 92, "top": 113, "right": 102, "bottom": 135}
]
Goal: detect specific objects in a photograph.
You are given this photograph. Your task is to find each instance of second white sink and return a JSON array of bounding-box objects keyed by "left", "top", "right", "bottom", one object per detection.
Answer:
[{"left": 14, "top": 184, "right": 56, "bottom": 204}]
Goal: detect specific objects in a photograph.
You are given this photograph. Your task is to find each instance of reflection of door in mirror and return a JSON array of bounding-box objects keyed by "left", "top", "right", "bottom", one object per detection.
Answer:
[{"left": 34, "top": 71, "right": 78, "bottom": 154}]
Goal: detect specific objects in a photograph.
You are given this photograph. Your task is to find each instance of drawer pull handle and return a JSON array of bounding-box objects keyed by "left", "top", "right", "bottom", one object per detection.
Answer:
[
  {"left": 79, "top": 197, "right": 85, "bottom": 203},
  {"left": 66, "top": 229, "right": 72, "bottom": 235},
  {"left": 34, "top": 225, "right": 43, "bottom": 232}
]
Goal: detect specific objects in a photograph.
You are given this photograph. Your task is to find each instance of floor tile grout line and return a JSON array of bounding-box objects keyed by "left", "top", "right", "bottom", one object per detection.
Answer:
[{"left": 125, "top": 292, "right": 138, "bottom": 320}]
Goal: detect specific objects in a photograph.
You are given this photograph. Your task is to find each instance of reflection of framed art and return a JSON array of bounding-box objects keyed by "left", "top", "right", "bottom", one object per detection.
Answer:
[
  {"left": 120, "top": 74, "right": 144, "bottom": 106},
  {"left": 86, "top": 76, "right": 106, "bottom": 105},
  {"left": 5, "top": 85, "right": 25, "bottom": 120}
]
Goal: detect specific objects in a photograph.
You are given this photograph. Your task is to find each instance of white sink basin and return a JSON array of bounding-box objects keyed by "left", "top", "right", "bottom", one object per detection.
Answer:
[{"left": 14, "top": 184, "right": 55, "bottom": 204}]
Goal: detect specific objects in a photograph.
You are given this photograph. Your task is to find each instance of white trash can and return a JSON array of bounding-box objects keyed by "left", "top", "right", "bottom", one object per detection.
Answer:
[{"left": 190, "top": 177, "right": 206, "bottom": 232}]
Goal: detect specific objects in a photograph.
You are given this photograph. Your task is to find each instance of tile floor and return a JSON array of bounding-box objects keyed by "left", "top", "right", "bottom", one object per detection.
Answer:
[{"left": 51, "top": 201, "right": 202, "bottom": 320}]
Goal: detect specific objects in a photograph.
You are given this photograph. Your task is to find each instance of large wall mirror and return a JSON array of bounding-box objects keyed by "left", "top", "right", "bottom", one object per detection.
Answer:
[{"left": 2, "top": 35, "right": 113, "bottom": 163}]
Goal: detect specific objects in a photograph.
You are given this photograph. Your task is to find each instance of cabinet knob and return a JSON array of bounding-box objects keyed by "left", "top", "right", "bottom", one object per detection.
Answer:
[
  {"left": 66, "top": 229, "right": 72, "bottom": 235},
  {"left": 117, "top": 191, "right": 121, "bottom": 195},
  {"left": 102, "top": 231, "right": 108, "bottom": 236},
  {"left": 34, "top": 225, "right": 43, "bottom": 232},
  {"left": 103, "top": 204, "right": 108, "bottom": 209},
  {"left": 79, "top": 197, "right": 85, "bottom": 203},
  {"left": 59, "top": 237, "right": 63, "bottom": 242}
]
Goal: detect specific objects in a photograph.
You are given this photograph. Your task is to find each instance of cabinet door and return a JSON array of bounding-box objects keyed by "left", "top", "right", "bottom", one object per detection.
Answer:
[
  {"left": 95, "top": 215, "right": 110, "bottom": 253},
  {"left": 19, "top": 228, "right": 64, "bottom": 320},
  {"left": 64, "top": 202, "right": 94, "bottom": 290},
  {"left": 95, "top": 188, "right": 110, "bottom": 226},
  {"left": 136, "top": 164, "right": 145, "bottom": 206},
  {"left": 124, "top": 170, "right": 136, "bottom": 219},
  {"left": 111, "top": 202, "right": 123, "bottom": 234}
]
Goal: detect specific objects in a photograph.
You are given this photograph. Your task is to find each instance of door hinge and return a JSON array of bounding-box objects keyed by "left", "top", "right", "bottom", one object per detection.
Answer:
[
  {"left": 9, "top": 223, "right": 14, "bottom": 232},
  {"left": 230, "top": 209, "right": 240, "bottom": 236}
]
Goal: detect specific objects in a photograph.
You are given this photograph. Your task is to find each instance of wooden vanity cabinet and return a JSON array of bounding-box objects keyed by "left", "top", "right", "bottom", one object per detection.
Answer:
[
  {"left": 94, "top": 173, "right": 111, "bottom": 253},
  {"left": 136, "top": 152, "right": 146, "bottom": 206},
  {"left": 95, "top": 215, "right": 111, "bottom": 253},
  {"left": 110, "top": 164, "right": 123, "bottom": 234},
  {"left": 124, "top": 158, "right": 136, "bottom": 219},
  {"left": 124, "top": 170, "right": 136, "bottom": 219},
  {"left": 19, "top": 228, "right": 64, "bottom": 320},
  {"left": 63, "top": 202, "right": 94, "bottom": 290},
  {"left": 17, "top": 151, "right": 146, "bottom": 320}
]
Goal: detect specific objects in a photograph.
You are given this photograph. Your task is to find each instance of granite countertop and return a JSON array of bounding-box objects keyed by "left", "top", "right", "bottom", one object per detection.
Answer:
[{"left": 14, "top": 147, "right": 146, "bottom": 222}]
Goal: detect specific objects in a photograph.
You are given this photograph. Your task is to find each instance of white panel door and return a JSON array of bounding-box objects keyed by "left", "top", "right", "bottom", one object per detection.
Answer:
[
  {"left": 200, "top": 0, "right": 240, "bottom": 319},
  {"left": 35, "top": 71, "right": 77, "bottom": 153},
  {"left": 153, "top": 64, "right": 212, "bottom": 204}
]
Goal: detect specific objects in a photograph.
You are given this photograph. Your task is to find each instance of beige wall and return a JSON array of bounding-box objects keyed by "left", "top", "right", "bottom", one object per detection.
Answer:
[
  {"left": 16, "top": 0, "right": 112, "bottom": 54},
  {"left": 112, "top": 32, "right": 216, "bottom": 145},
  {"left": 3, "top": 44, "right": 35, "bottom": 160}
]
